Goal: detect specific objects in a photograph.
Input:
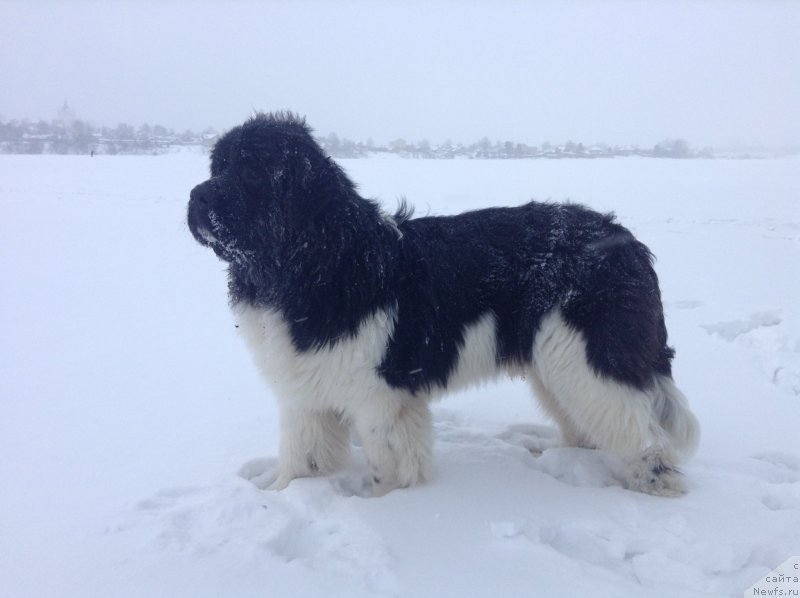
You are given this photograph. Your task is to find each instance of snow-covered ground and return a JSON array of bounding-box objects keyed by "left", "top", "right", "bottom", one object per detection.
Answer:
[{"left": 1, "top": 154, "right": 798, "bottom": 597}]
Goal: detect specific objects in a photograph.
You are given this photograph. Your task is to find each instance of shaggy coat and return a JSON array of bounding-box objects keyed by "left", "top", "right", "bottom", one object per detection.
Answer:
[{"left": 188, "top": 112, "right": 699, "bottom": 496}]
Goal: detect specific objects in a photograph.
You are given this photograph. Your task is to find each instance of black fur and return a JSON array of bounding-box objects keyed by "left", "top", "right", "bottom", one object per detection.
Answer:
[{"left": 188, "top": 112, "right": 674, "bottom": 394}]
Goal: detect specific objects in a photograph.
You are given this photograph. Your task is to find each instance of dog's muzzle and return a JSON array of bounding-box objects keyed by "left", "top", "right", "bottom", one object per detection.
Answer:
[{"left": 188, "top": 181, "right": 218, "bottom": 246}]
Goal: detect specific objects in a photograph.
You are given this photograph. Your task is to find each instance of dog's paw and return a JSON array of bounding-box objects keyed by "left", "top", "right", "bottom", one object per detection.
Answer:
[
  {"left": 626, "top": 452, "right": 685, "bottom": 497},
  {"left": 237, "top": 457, "right": 280, "bottom": 490},
  {"left": 371, "top": 475, "right": 405, "bottom": 498},
  {"left": 269, "top": 474, "right": 296, "bottom": 491},
  {"left": 330, "top": 473, "right": 374, "bottom": 498}
]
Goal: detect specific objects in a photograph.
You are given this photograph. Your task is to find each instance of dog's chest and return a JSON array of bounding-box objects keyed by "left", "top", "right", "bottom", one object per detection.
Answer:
[{"left": 232, "top": 303, "right": 398, "bottom": 408}]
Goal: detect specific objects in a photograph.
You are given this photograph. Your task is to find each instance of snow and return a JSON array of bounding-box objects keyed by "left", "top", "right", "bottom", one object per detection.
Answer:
[{"left": 1, "top": 154, "right": 799, "bottom": 597}]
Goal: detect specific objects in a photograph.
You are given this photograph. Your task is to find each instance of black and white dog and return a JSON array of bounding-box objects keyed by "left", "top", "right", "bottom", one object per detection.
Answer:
[{"left": 188, "top": 112, "right": 699, "bottom": 496}]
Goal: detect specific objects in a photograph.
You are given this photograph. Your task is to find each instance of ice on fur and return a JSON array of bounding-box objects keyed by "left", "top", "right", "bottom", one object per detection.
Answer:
[{"left": 187, "top": 112, "right": 699, "bottom": 496}]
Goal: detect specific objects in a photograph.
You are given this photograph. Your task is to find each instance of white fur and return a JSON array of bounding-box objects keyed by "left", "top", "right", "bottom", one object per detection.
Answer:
[
  {"left": 236, "top": 304, "right": 409, "bottom": 493},
  {"left": 651, "top": 374, "right": 700, "bottom": 460},
  {"left": 235, "top": 303, "right": 698, "bottom": 496},
  {"left": 437, "top": 311, "right": 501, "bottom": 394},
  {"left": 530, "top": 310, "right": 700, "bottom": 495}
]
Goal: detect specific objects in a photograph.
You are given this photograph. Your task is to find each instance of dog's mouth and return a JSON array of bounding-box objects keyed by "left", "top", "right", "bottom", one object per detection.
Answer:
[
  {"left": 187, "top": 202, "right": 217, "bottom": 247},
  {"left": 195, "top": 224, "right": 218, "bottom": 247},
  {"left": 188, "top": 204, "right": 255, "bottom": 267}
]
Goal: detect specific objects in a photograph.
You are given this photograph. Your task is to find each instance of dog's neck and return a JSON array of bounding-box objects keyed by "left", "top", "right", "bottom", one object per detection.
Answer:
[{"left": 227, "top": 194, "right": 400, "bottom": 329}]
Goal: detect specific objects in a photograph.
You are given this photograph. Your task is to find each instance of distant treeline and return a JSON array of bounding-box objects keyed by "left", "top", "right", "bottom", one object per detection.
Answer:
[
  {"left": 0, "top": 117, "right": 216, "bottom": 156},
  {"left": 10, "top": 103, "right": 784, "bottom": 160},
  {"left": 0, "top": 116, "right": 717, "bottom": 160},
  {"left": 319, "top": 133, "right": 712, "bottom": 160}
]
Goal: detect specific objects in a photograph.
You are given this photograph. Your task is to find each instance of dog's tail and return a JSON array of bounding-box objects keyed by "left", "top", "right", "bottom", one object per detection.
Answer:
[{"left": 652, "top": 375, "right": 700, "bottom": 460}]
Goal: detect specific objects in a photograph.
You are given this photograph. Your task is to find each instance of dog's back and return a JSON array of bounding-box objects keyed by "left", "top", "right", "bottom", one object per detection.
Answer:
[{"left": 381, "top": 202, "right": 670, "bottom": 394}]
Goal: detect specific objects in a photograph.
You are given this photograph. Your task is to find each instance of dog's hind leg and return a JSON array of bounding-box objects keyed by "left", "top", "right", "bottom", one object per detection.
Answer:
[
  {"left": 271, "top": 407, "right": 351, "bottom": 490},
  {"left": 528, "top": 372, "right": 592, "bottom": 450},
  {"left": 350, "top": 397, "right": 433, "bottom": 496},
  {"left": 531, "top": 310, "right": 699, "bottom": 496}
]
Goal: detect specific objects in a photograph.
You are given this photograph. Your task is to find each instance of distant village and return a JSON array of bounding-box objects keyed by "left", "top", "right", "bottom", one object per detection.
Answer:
[{"left": 0, "top": 103, "right": 791, "bottom": 160}]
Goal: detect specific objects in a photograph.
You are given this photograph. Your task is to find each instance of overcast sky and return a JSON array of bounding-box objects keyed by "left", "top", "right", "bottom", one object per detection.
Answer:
[{"left": 1, "top": 0, "right": 798, "bottom": 148}]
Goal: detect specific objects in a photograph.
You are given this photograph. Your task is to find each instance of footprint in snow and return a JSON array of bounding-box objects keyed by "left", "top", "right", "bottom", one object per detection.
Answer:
[
  {"left": 702, "top": 311, "right": 781, "bottom": 342},
  {"left": 238, "top": 453, "right": 377, "bottom": 498},
  {"left": 702, "top": 310, "right": 800, "bottom": 396},
  {"left": 665, "top": 299, "right": 704, "bottom": 310},
  {"left": 135, "top": 486, "right": 207, "bottom": 511},
  {"left": 266, "top": 517, "right": 331, "bottom": 562},
  {"left": 750, "top": 452, "right": 800, "bottom": 484},
  {"left": 761, "top": 489, "right": 800, "bottom": 512},
  {"left": 498, "top": 425, "right": 630, "bottom": 489},
  {"left": 496, "top": 423, "right": 559, "bottom": 456}
]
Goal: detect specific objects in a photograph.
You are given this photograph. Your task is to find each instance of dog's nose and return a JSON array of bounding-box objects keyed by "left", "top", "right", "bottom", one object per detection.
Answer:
[{"left": 190, "top": 181, "right": 214, "bottom": 206}]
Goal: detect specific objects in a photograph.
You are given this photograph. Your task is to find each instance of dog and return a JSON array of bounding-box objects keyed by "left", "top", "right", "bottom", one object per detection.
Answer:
[{"left": 188, "top": 112, "right": 699, "bottom": 496}]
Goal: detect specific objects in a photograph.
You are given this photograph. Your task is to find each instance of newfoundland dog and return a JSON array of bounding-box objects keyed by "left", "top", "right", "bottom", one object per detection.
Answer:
[{"left": 188, "top": 112, "right": 699, "bottom": 496}]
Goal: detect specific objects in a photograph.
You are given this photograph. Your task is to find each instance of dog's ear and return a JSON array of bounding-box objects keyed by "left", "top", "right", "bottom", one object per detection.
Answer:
[
  {"left": 246, "top": 117, "right": 355, "bottom": 226},
  {"left": 285, "top": 152, "right": 347, "bottom": 226}
]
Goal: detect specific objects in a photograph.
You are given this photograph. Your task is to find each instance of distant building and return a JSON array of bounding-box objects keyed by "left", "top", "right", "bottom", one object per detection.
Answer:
[{"left": 56, "top": 102, "right": 77, "bottom": 129}]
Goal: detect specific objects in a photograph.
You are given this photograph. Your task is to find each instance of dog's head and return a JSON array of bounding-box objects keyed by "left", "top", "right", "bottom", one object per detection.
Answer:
[{"left": 188, "top": 112, "right": 348, "bottom": 265}]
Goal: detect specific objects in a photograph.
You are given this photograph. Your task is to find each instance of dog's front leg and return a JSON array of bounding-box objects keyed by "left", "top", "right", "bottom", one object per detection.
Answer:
[
  {"left": 352, "top": 398, "right": 433, "bottom": 496},
  {"left": 270, "top": 406, "right": 351, "bottom": 490}
]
